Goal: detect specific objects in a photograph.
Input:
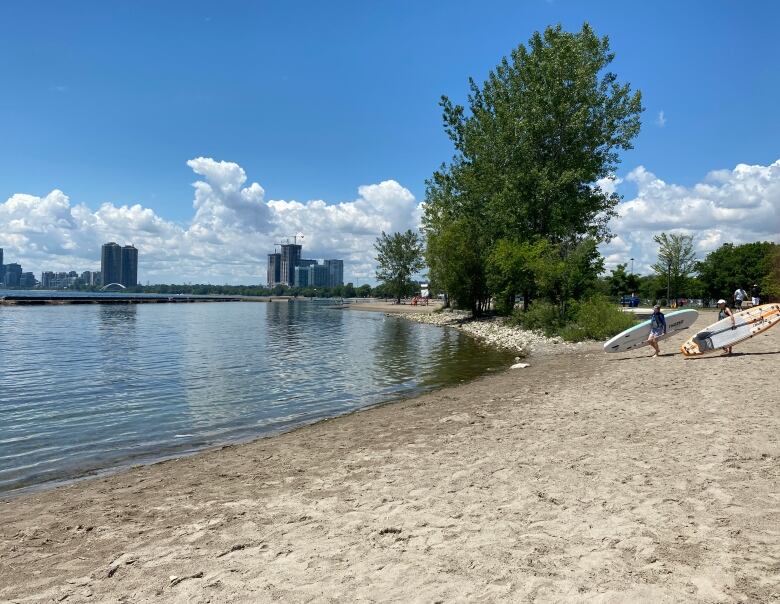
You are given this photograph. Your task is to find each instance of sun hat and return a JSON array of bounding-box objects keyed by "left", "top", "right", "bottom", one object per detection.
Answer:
[{"left": 717, "top": 299, "right": 726, "bottom": 304}]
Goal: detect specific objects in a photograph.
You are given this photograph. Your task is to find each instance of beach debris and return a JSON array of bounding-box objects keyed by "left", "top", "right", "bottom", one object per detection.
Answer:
[
  {"left": 106, "top": 552, "right": 138, "bottom": 577},
  {"left": 169, "top": 571, "right": 203, "bottom": 587},
  {"left": 216, "top": 543, "right": 250, "bottom": 558},
  {"left": 511, "top": 362, "right": 530, "bottom": 369},
  {"left": 378, "top": 527, "right": 402, "bottom": 535}
]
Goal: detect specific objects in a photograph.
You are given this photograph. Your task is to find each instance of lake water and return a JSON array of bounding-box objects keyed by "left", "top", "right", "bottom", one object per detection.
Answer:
[{"left": 0, "top": 300, "right": 512, "bottom": 494}]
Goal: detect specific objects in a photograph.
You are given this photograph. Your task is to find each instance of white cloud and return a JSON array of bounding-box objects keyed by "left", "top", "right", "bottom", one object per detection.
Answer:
[
  {"left": 596, "top": 175, "right": 622, "bottom": 196},
  {"left": 0, "top": 158, "right": 421, "bottom": 284},
  {"left": 656, "top": 110, "right": 666, "bottom": 127},
  {"left": 600, "top": 159, "right": 780, "bottom": 274}
]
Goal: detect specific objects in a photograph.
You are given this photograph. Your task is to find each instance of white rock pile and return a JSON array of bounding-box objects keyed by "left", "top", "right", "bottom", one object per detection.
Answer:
[{"left": 391, "top": 309, "right": 582, "bottom": 356}]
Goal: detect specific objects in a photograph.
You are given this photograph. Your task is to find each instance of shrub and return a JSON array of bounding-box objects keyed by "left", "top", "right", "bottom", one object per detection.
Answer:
[
  {"left": 509, "top": 295, "right": 636, "bottom": 342},
  {"left": 509, "top": 300, "right": 568, "bottom": 336},
  {"left": 569, "top": 295, "right": 637, "bottom": 341},
  {"left": 558, "top": 323, "right": 587, "bottom": 342}
]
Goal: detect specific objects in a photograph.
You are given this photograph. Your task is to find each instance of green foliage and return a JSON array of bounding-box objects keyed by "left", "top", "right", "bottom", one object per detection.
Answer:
[
  {"left": 486, "top": 239, "right": 551, "bottom": 314},
  {"left": 651, "top": 232, "right": 697, "bottom": 302},
  {"left": 423, "top": 23, "right": 641, "bottom": 315},
  {"left": 510, "top": 294, "right": 636, "bottom": 342},
  {"left": 533, "top": 238, "right": 604, "bottom": 314},
  {"left": 426, "top": 218, "right": 491, "bottom": 314},
  {"left": 509, "top": 300, "right": 565, "bottom": 336},
  {"left": 696, "top": 241, "right": 779, "bottom": 301},
  {"left": 566, "top": 296, "right": 638, "bottom": 341},
  {"left": 636, "top": 274, "right": 664, "bottom": 305},
  {"left": 607, "top": 263, "right": 640, "bottom": 297},
  {"left": 374, "top": 230, "right": 425, "bottom": 304}
]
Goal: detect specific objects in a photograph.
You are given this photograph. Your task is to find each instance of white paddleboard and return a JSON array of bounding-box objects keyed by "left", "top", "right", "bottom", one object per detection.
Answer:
[
  {"left": 603, "top": 309, "right": 699, "bottom": 353},
  {"left": 681, "top": 303, "right": 780, "bottom": 356}
]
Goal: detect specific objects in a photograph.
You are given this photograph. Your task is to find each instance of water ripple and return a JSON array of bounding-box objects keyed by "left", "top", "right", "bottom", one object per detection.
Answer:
[{"left": 0, "top": 301, "right": 512, "bottom": 493}]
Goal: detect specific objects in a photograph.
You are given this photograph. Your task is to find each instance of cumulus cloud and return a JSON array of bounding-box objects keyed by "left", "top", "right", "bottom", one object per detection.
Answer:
[
  {"left": 0, "top": 158, "right": 421, "bottom": 284},
  {"left": 600, "top": 159, "right": 780, "bottom": 274}
]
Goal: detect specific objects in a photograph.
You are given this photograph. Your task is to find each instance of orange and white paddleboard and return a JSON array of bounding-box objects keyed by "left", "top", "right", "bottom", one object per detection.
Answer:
[{"left": 681, "top": 303, "right": 780, "bottom": 357}]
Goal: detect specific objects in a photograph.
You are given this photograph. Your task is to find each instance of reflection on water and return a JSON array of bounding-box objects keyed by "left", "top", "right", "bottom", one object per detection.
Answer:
[{"left": 0, "top": 302, "right": 512, "bottom": 493}]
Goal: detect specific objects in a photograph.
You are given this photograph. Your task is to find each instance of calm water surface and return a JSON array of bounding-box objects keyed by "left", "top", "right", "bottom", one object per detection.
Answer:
[{"left": 0, "top": 301, "right": 512, "bottom": 493}]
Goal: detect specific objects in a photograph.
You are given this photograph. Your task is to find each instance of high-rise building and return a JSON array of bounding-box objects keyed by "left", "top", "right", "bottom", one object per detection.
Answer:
[
  {"left": 293, "top": 259, "right": 318, "bottom": 287},
  {"left": 101, "top": 242, "right": 137, "bottom": 287},
  {"left": 279, "top": 244, "right": 302, "bottom": 286},
  {"left": 101, "top": 242, "right": 122, "bottom": 285},
  {"left": 0, "top": 248, "right": 4, "bottom": 283},
  {"left": 306, "top": 264, "right": 329, "bottom": 287},
  {"left": 293, "top": 266, "right": 309, "bottom": 287},
  {"left": 19, "top": 272, "right": 36, "bottom": 288},
  {"left": 324, "top": 259, "right": 344, "bottom": 288},
  {"left": 3, "top": 263, "right": 22, "bottom": 287},
  {"left": 267, "top": 253, "right": 281, "bottom": 287},
  {"left": 121, "top": 245, "right": 138, "bottom": 287},
  {"left": 41, "top": 271, "right": 55, "bottom": 288}
]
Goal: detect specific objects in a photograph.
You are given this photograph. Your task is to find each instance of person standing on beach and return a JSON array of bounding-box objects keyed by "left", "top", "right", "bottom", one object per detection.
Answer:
[
  {"left": 647, "top": 304, "right": 666, "bottom": 358},
  {"left": 733, "top": 287, "right": 747, "bottom": 310},
  {"left": 717, "top": 299, "right": 736, "bottom": 355},
  {"left": 751, "top": 283, "right": 761, "bottom": 307}
]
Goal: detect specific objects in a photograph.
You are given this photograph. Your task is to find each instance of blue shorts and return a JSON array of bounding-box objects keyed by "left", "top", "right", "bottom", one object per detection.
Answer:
[{"left": 649, "top": 326, "right": 665, "bottom": 338}]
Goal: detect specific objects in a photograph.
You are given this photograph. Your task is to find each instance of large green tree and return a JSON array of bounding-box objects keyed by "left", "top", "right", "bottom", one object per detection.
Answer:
[
  {"left": 423, "top": 23, "right": 642, "bottom": 313},
  {"left": 374, "top": 230, "right": 425, "bottom": 304},
  {"left": 651, "top": 233, "right": 697, "bottom": 303},
  {"left": 696, "top": 241, "right": 779, "bottom": 301}
]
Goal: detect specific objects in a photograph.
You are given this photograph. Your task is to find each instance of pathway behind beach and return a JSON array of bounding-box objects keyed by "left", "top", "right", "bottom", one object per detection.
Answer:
[{"left": 1, "top": 314, "right": 778, "bottom": 602}]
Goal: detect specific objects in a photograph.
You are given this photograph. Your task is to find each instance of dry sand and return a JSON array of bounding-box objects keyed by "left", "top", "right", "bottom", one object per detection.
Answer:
[
  {"left": 345, "top": 300, "right": 445, "bottom": 313},
  {"left": 1, "top": 313, "right": 778, "bottom": 603}
]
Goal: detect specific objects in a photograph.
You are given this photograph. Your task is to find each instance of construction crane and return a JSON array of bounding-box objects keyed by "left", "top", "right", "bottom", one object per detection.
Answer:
[{"left": 275, "top": 233, "right": 305, "bottom": 246}]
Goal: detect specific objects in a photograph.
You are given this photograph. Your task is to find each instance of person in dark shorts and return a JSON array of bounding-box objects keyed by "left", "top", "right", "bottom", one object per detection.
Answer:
[
  {"left": 751, "top": 284, "right": 761, "bottom": 307},
  {"left": 733, "top": 287, "right": 747, "bottom": 310},
  {"left": 647, "top": 304, "right": 666, "bottom": 358},
  {"left": 717, "top": 298, "right": 736, "bottom": 355}
]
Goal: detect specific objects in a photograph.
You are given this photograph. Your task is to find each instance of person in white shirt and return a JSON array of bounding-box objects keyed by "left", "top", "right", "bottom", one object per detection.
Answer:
[{"left": 733, "top": 287, "right": 747, "bottom": 310}]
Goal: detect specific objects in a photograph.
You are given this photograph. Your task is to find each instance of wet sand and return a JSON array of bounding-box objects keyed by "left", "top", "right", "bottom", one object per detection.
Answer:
[{"left": 1, "top": 313, "right": 778, "bottom": 603}]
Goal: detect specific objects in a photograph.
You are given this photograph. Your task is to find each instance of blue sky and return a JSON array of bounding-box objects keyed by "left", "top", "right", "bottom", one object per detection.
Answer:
[{"left": 1, "top": 1, "right": 778, "bottom": 283}]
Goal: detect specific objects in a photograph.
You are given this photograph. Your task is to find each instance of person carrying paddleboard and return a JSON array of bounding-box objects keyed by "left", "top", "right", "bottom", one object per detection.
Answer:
[
  {"left": 717, "top": 298, "right": 736, "bottom": 355},
  {"left": 647, "top": 304, "right": 666, "bottom": 358}
]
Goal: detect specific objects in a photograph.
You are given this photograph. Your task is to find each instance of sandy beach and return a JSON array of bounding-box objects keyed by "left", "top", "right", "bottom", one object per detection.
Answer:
[
  {"left": 1, "top": 312, "right": 778, "bottom": 603},
  {"left": 346, "top": 300, "right": 445, "bottom": 313}
]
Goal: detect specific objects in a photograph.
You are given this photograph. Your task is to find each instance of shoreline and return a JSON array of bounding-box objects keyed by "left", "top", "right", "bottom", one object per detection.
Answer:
[
  {"left": 349, "top": 301, "right": 582, "bottom": 356},
  {"left": 2, "top": 314, "right": 778, "bottom": 601}
]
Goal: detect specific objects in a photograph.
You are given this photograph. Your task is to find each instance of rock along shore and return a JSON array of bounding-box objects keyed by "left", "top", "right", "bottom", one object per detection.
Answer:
[{"left": 387, "top": 308, "right": 583, "bottom": 357}]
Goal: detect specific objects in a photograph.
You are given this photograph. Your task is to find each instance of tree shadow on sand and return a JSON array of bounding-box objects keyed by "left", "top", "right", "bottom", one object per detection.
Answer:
[{"left": 606, "top": 352, "right": 678, "bottom": 361}]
